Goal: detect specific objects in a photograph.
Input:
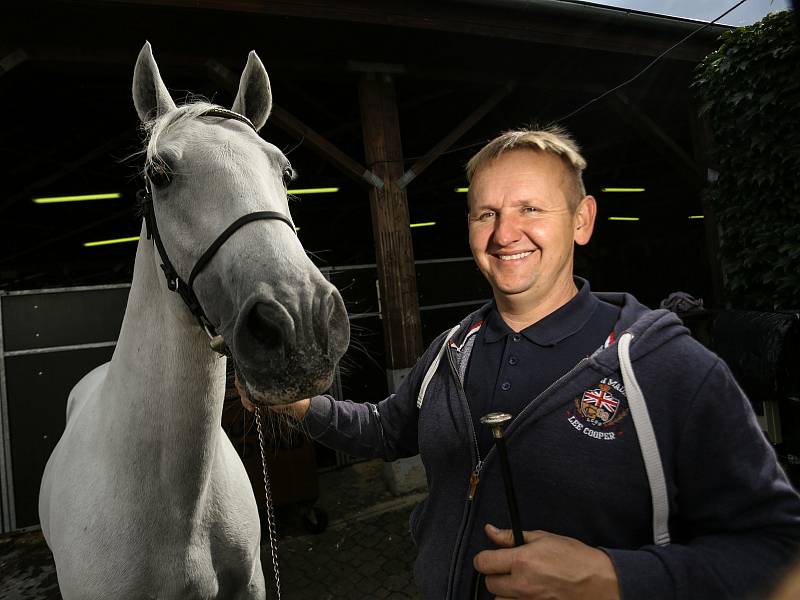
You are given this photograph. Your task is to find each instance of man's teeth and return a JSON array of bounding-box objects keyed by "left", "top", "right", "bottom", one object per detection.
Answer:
[{"left": 498, "top": 252, "right": 532, "bottom": 261}]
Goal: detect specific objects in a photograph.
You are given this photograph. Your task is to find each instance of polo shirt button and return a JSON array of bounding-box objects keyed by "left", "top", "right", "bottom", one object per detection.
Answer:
[
  {"left": 508, "top": 356, "right": 518, "bottom": 366},
  {"left": 501, "top": 382, "right": 511, "bottom": 391},
  {"left": 512, "top": 334, "right": 521, "bottom": 342}
]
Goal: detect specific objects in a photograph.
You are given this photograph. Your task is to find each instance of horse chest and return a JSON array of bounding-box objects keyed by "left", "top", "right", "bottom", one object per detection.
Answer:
[{"left": 57, "top": 520, "right": 262, "bottom": 600}]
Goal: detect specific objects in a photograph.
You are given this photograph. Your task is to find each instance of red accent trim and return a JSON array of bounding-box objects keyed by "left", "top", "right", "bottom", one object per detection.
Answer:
[
  {"left": 604, "top": 330, "right": 616, "bottom": 348},
  {"left": 468, "top": 320, "right": 484, "bottom": 334},
  {"left": 449, "top": 320, "right": 484, "bottom": 350}
]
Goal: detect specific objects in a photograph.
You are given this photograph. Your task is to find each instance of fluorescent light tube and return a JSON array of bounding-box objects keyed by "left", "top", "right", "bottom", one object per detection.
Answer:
[
  {"left": 34, "top": 193, "right": 122, "bottom": 204},
  {"left": 83, "top": 236, "right": 140, "bottom": 247},
  {"left": 287, "top": 187, "right": 339, "bottom": 195}
]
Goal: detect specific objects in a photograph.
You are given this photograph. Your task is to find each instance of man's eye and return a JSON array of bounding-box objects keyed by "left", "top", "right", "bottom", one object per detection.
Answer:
[
  {"left": 477, "top": 211, "right": 495, "bottom": 221},
  {"left": 522, "top": 206, "right": 539, "bottom": 214}
]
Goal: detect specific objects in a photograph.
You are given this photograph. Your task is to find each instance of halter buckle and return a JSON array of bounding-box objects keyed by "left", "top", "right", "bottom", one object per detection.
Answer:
[
  {"left": 209, "top": 334, "right": 228, "bottom": 355},
  {"left": 161, "top": 272, "right": 180, "bottom": 292},
  {"left": 201, "top": 319, "right": 228, "bottom": 356}
]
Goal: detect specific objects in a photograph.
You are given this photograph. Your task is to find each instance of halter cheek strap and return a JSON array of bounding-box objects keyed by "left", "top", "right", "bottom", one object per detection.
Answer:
[{"left": 137, "top": 107, "right": 296, "bottom": 353}]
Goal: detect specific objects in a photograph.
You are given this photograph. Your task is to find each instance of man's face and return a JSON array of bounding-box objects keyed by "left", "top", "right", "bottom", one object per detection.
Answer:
[{"left": 468, "top": 149, "right": 595, "bottom": 307}]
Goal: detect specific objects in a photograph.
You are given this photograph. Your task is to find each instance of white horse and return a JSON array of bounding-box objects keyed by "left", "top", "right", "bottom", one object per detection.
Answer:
[{"left": 38, "top": 42, "right": 349, "bottom": 599}]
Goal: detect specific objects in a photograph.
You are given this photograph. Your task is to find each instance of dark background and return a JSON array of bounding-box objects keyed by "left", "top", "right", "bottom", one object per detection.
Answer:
[{"left": 1, "top": 0, "right": 722, "bottom": 309}]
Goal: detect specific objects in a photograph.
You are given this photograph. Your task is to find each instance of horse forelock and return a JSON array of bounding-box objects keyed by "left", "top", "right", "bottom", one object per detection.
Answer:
[{"left": 141, "top": 100, "right": 220, "bottom": 172}]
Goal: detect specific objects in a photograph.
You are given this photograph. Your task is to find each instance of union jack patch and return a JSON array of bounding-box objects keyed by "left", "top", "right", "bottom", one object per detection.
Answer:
[
  {"left": 565, "top": 378, "right": 630, "bottom": 440},
  {"left": 580, "top": 384, "right": 620, "bottom": 425}
]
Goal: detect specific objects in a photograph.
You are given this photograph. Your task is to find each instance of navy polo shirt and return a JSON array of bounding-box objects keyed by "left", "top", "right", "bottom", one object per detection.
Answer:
[{"left": 465, "top": 278, "right": 620, "bottom": 456}]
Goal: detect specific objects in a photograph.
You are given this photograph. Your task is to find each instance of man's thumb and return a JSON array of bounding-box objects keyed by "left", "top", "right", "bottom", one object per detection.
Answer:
[{"left": 485, "top": 523, "right": 516, "bottom": 547}]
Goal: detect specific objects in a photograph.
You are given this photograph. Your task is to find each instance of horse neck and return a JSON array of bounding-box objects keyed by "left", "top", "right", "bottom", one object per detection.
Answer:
[{"left": 103, "top": 224, "right": 226, "bottom": 480}]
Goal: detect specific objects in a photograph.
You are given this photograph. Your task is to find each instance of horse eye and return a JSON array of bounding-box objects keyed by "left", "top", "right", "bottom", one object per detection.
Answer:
[
  {"left": 282, "top": 166, "right": 294, "bottom": 187},
  {"left": 146, "top": 162, "right": 173, "bottom": 188}
]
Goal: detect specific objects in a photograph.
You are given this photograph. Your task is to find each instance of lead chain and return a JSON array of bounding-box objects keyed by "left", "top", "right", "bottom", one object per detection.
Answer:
[{"left": 255, "top": 407, "right": 282, "bottom": 600}]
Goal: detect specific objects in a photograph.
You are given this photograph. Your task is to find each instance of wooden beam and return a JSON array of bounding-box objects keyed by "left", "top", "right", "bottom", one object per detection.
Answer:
[
  {"left": 607, "top": 92, "right": 703, "bottom": 184},
  {"left": 94, "top": 0, "right": 723, "bottom": 61},
  {"left": 359, "top": 73, "right": 423, "bottom": 370},
  {"left": 395, "top": 82, "right": 515, "bottom": 189},
  {"left": 269, "top": 105, "right": 383, "bottom": 188},
  {"left": 206, "top": 59, "right": 383, "bottom": 189}
]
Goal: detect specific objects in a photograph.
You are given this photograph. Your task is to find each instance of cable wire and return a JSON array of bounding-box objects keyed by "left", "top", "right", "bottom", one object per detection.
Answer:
[{"left": 556, "top": 0, "right": 750, "bottom": 122}]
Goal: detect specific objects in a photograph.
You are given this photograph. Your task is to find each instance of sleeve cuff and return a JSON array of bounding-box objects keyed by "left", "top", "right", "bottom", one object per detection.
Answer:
[
  {"left": 603, "top": 548, "right": 675, "bottom": 600},
  {"left": 302, "top": 394, "right": 335, "bottom": 438}
]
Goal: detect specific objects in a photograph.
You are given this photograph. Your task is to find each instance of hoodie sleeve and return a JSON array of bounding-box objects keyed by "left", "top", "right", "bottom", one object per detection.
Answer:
[
  {"left": 606, "top": 357, "right": 800, "bottom": 600},
  {"left": 302, "top": 329, "right": 451, "bottom": 461}
]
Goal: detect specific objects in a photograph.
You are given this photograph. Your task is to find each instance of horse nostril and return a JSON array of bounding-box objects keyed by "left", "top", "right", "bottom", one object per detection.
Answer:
[{"left": 246, "top": 303, "right": 286, "bottom": 356}]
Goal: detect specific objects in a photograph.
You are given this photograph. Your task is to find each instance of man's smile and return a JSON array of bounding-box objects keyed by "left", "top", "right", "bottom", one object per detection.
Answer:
[{"left": 493, "top": 250, "right": 535, "bottom": 262}]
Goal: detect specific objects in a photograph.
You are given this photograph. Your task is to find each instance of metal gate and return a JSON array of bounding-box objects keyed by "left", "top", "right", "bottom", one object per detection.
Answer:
[{"left": 0, "top": 284, "right": 130, "bottom": 532}]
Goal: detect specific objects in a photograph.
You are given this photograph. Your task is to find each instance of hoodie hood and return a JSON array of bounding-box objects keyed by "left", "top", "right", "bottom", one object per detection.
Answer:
[
  {"left": 445, "top": 286, "right": 690, "bottom": 380},
  {"left": 594, "top": 291, "right": 690, "bottom": 371}
]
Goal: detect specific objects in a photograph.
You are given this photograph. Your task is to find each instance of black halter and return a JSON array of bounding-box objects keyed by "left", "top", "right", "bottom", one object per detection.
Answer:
[{"left": 136, "top": 107, "right": 296, "bottom": 352}]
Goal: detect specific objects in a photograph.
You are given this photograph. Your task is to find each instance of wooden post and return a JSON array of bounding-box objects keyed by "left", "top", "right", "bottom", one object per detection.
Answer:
[
  {"left": 359, "top": 73, "right": 423, "bottom": 387},
  {"left": 359, "top": 73, "right": 427, "bottom": 496}
]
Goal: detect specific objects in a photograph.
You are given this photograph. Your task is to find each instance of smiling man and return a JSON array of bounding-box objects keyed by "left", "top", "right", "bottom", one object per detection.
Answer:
[
  {"left": 467, "top": 139, "right": 596, "bottom": 329},
  {"left": 249, "top": 127, "right": 800, "bottom": 599}
]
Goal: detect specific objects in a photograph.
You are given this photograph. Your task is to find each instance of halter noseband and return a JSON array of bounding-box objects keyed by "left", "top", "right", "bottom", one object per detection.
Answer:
[{"left": 136, "top": 107, "right": 296, "bottom": 354}]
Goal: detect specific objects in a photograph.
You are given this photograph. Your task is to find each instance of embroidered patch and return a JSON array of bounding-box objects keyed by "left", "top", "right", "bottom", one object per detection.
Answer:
[{"left": 565, "top": 377, "right": 630, "bottom": 441}]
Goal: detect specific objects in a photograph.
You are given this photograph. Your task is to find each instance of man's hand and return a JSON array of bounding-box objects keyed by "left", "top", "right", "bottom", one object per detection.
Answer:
[
  {"left": 269, "top": 397, "right": 311, "bottom": 420},
  {"left": 473, "top": 524, "right": 620, "bottom": 600},
  {"left": 233, "top": 374, "right": 311, "bottom": 420}
]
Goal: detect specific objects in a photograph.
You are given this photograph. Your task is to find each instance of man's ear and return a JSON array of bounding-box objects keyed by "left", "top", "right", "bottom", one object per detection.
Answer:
[{"left": 574, "top": 195, "right": 597, "bottom": 246}]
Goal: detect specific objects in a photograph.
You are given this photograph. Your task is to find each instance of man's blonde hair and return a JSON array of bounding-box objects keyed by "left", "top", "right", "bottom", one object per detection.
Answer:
[{"left": 466, "top": 126, "right": 588, "bottom": 209}]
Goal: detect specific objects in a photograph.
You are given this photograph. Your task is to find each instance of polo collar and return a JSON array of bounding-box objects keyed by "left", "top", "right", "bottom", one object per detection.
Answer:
[{"left": 483, "top": 277, "right": 599, "bottom": 346}]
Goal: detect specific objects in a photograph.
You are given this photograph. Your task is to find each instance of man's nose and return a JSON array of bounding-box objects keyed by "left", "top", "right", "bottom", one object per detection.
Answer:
[{"left": 492, "top": 214, "right": 522, "bottom": 246}]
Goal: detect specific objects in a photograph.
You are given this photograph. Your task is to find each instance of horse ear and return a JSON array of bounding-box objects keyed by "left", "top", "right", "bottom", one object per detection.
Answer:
[
  {"left": 132, "top": 42, "right": 177, "bottom": 123},
  {"left": 231, "top": 51, "right": 272, "bottom": 131}
]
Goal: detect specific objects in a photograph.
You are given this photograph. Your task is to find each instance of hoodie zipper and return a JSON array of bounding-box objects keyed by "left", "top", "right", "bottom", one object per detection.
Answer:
[
  {"left": 446, "top": 345, "right": 483, "bottom": 485},
  {"left": 442, "top": 344, "right": 594, "bottom": 599},
  {"left": 467, "top": 462, "right": 482, "bottom": 500},
  {"left": 444, "top": 343, "right": 485, "bottom": 599}
]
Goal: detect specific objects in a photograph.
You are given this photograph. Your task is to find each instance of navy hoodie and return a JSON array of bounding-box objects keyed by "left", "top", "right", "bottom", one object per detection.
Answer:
[{"left": 304, "top": 291, "right": 800, "bottom": 599}]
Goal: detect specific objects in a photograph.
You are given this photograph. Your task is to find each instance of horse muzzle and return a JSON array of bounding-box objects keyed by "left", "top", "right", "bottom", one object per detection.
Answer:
[{"left": 229, "top": 285, "right": 349, "bottom": 405}]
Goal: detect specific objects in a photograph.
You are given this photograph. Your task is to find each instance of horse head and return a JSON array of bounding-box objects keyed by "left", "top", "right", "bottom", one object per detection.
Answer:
[{"left": 132, "top": 42, "right": 349, "bottom": 406}]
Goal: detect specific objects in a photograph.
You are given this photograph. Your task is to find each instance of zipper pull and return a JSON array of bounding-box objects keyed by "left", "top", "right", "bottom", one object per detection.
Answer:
[{"left": 467, "top": 461, "right": 483, "bottom": 500}]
